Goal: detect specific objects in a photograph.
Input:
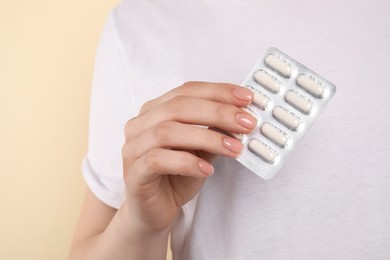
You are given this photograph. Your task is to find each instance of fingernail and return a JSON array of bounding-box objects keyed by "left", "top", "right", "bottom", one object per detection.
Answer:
[
  {"left": 199, "top": 160, "right": 214, "bottom": 176},
  {"left": 232, "top": 87, "right": 253, "bottom": 101},
  {"left": 236, "top": 112, "right": 257, "bottom": 129},
  {"left": 223, "top": 137, "right": 244, "bottom": 155}
]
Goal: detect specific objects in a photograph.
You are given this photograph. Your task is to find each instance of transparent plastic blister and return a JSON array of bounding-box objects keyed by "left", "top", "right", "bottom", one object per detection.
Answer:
[{"left": 235, "top": 47, "right": 336, "bottom": 179}]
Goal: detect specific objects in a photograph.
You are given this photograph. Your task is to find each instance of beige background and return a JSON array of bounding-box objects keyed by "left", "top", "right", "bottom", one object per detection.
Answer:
[{"left": 0, "top": 1, "right": 172, "bottom": 259}]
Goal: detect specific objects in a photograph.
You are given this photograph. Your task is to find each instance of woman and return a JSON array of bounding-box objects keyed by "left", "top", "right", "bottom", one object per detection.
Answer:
[{"left": 70, "top": 1, "right": 390, "bottom": 259}]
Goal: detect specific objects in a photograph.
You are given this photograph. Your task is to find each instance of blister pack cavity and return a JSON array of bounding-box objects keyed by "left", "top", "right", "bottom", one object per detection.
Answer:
[{"left": 235, "top": 47, "right": 336, "bottom": 179}]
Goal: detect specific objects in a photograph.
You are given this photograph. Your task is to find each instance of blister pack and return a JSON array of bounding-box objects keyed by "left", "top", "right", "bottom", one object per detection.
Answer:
[{"left": 234, "top": 47, "right": 336, "bottom": 179}]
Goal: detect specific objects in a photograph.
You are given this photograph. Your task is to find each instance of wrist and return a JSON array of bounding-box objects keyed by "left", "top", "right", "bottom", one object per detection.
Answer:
[
  {"left": 99, "top": 203, "right": 170, "bottom": 260},
  {"left": 117, "top": 202, "right": 171, "bottom": 242}
]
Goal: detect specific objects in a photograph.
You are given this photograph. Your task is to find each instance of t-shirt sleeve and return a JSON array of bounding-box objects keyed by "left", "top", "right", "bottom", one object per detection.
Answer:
[{"left": 82, "top": 13, "right": 135, "bottom": 209}]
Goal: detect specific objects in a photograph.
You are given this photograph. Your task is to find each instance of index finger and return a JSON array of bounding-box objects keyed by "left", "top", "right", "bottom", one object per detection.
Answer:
[{"left": 139, "top": 81, "right": 253, "bottom": 114}]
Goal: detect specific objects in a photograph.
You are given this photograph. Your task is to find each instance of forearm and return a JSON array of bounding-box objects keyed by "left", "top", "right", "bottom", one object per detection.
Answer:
[{"left": 69, "top": 204, "right": 170, "bottom": 260}]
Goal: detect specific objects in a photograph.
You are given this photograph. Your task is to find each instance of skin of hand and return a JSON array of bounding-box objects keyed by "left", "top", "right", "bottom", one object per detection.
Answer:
[{"left": 121, "top": 81, "right": 257, "bottom": 235}]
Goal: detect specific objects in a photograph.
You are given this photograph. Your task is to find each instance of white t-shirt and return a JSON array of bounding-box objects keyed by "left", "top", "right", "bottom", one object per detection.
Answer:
[{"left": 83, "top": 1, "right": 390, "bottom": 259}]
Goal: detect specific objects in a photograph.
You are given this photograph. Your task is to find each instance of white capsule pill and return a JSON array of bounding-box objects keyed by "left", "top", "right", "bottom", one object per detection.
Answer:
[
  {"left": 254, "top": 70, "right": 282, "bottom": 93},
  {"left": 296, "top": 74, "right": 325, "bottom": 98},
  {"left": 265, "top": 54, "right": 292, "bottom": 78},
  {"left": 261, "top": 123, "right": 289, "bottom": 148},
  {"left": 272, "top": 106, "right": 301, "bottom": 131},
  {"left": 248, "top": 139, "right": 277, "bottom": 163},
  {"left": 252, "top": 91, "right": 270, "bottom": 110},
  {"left": 285, "top": 91, "right": 314, "bottom": 115}
]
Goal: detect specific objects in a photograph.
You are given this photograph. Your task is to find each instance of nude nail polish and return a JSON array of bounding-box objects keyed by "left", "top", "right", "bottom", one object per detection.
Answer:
[
  {"left": 232, "top": 88, "right": 254, "bottom": 101},
  {"left": 199, "top": 160, "right": 214, "bottom": 176},
  {"left": 236, "top": 112, "right": 257, "bottom": 129},
  {"left": 223, "top": 137, "right": 244, "bottom": 155}
]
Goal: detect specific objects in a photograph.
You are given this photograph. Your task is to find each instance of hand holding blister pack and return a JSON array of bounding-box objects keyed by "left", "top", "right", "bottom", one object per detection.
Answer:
[{"left": 234, "top": 47, "right": 336, "bottom": 179}]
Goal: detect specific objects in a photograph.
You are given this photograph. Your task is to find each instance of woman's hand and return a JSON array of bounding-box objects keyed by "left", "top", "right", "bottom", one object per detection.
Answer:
[
  {"left": 121, "top": 81, "right": 256, "bottom": 235},
  {"left": 69, "top": 81, "right": 257, "bottom": 260}
]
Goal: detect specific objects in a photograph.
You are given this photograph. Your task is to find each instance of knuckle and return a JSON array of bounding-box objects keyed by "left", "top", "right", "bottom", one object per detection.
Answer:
[
  {"left": 155, "top": 121, "right": 175, "bottom": 145},
  {"left": 139, "top": 99, "right": 154, "bottom": 114},
  {"left": 165, "top": 95, "right": 186, "bottom": 117},
  {"left": 122, "top": 146, "right": 132, "bottom": 181},
  {"left": 122, "top": 143, "right": 137, "bottom": 177},
  {"left": 124, "top": 118, "right": 136, "bottom": 137},
  {"left": 215, "top": 104, "right": 233, "bottom": 122},
  {"left": 179, "top": 81, "right": 197, "bottom": 93},
  {"left": 121, "top": 143, "right": 128, "bottom": 160},
  {"left": 122, "top": 142, "right": 135, "bottom": 161},
  {"left": 144, "top": 149, "right": 161, "bottom": 173}
]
